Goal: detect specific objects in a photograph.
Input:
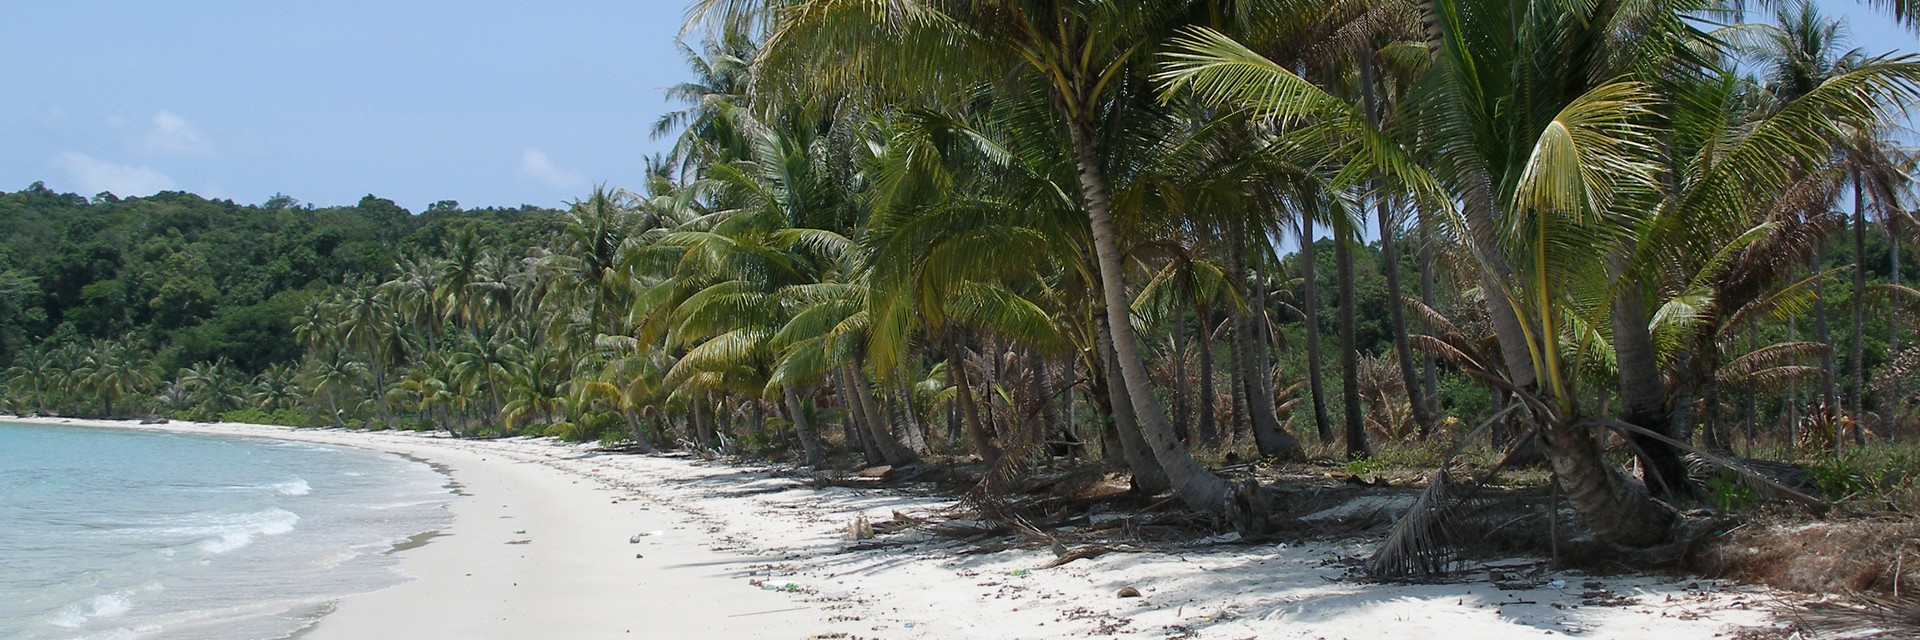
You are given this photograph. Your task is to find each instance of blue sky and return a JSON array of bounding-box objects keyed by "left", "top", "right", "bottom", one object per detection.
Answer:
[
  {"left": 1, "top": 1, "right": 690, "bottom": 212},
  {"left": 0, "top": 2, "right": 1915, "bottom": 213}
]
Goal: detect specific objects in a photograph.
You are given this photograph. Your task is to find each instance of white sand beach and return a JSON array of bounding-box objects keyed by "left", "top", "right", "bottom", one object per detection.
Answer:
[{"left": 12, "top": 417, "right": 1797, "bottom": 639}]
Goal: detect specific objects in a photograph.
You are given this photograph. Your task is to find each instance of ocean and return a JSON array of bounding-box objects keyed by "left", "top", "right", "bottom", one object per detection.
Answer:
[{"left": 0, "top": 422, "right": 453, "bottom": 639}]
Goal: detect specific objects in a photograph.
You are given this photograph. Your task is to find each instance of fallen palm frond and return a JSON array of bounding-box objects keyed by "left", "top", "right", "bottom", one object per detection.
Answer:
[
  {"left": 1682, "top": 454, "right": 1820, "bottom": 504},
  {"left": 1780, "top": 593, "right": 1920, "bottom": 639},
  {"left": 1366, "top": 403, "right": 1527, "bottom": 580},
  {"left": 1581, "top": 418, "right": 1832, "bottom": 515},
  {"left": 1365, "top": 468, "right": 1476, "bottom": 578}
]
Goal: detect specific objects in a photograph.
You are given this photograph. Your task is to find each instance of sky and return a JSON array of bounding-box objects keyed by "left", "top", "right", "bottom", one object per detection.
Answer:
[
  {"left": 0, "top": 1, "right": 693, "bottom": 212},
  {"left": 0, "top": 2, "right": 1915, "bottom": 214}
]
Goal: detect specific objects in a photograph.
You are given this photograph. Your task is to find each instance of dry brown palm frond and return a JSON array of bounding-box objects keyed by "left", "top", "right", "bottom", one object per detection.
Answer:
[
  {"left": 1409, "top": 334, "right": 1488, "bottom": 372},
  {"left": 1783, "top": 593, "right": 1920, "bottom": 639},
  {"left": 1719, "top": 341, "right": 1829, "bottom": 377},
  {"left": 1403, "top": 296, "right": 1467, "bottom": 341},
  {"left": 1682, "top": 453, "right": 1821, "bottom": 505},
  {"left": 1716, "top": 175, "right": 1843, "bottom": 312},
  {"left": 1365, "top": 468, "right": 1474, "bottom": 579},
  {"left": 1739, "top": 365, "right": 1830, "bottom": 391}
]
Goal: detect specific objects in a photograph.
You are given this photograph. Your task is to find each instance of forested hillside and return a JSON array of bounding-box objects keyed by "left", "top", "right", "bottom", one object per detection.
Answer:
[{"left": 0, "top": 183, "right": 557, "bottom": 393}]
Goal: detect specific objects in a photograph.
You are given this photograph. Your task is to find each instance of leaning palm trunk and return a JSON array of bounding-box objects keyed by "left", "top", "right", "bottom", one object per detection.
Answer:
[
  {"left": 782, "top": 383, "right": 823, "bottom": 466},
  {"left": 1545, "top": 418, "right": 1679, "bottom": 547},
  {"left": 848, "top": 363, "right": 917, "bottom": 466},
  {"left": 834, "top": 368, "right": 883, "bottom": 464},
  {"left": 1419, "top": 206, "right": 1440, "bottom": 418},
  {"left": 1069, "top": 120, "right": 1230, "bottom": 513},
  {"left": 1611, "top": 261, "right": 1692, "bottom": 496},
  {"left": 1378, "top": 194, "right": 1436, "bottom": 437},
  {"left": 1230, "top": 230, "right": 1304, "bottom": 459},
  {"left": 946, "top": 331, "right": 1001, "bottom": 460},
  {"left": 1095, "top": 309, "right": 1173, "bottom": 493},
  {"left": 623, "top": 408, "right": 656, "bottom": 454}
]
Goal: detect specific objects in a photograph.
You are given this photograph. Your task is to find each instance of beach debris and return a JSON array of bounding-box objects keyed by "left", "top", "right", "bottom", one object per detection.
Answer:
[
  {"left": 1044, "top": 544, "right": 1119, "bottom": 568},
  {"left": 514, "top": 529, "right": 526, "bottom": 534},
  {"left": 506, "top": 539, "right": 532, "bottom": 545},
  {"left": 845, "top": 516, "right": 874, "bottom": 541},
  {"left": 751, "top": 579, "right": 805, "bottom": 593},
  {"left": 869, "top": 510, "right": 928, "bottom": 535},
  {"left": 858, "top": 465, "right": 893, "bottom": 478},
  {"left": 1010, "top": 569, "right": 1031, "bottom": 577},
  {"left": 1116, "top": 587, "right": 1142, "bottom": 598}
]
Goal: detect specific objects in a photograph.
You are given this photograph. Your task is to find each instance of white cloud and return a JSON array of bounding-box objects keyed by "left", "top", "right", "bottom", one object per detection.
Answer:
[
  {"left": 54, "top": 152, "right": 177, "bottom": 197},
  {"left": 519, "top": 149, "right": 586, "bottom": 189},
  {"left": 133, "top": 111, "right": 215, "bottom": 155}
]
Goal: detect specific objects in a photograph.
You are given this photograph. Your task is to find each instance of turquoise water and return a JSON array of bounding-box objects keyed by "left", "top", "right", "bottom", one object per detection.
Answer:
[{"left": 0, "top": 422, "right": 453, "bottom": 639}]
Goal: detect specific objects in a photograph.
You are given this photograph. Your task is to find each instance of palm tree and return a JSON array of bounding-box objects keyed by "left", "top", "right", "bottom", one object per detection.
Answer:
[
  {"left": 250, "top": 364, "right": 304, "bottom": 413},
  {"left": 82, "top": 340, "right": 156, "bottom": 418},
  {"left": 5, "top": 350, "right": 53, "bottom": 415},
  {"left": 304, "top": 350, "right": 368, "bottom": 427},
  {"left": 1162, "top": 0, "right": 1920, "bottom": 544},
  {"left": 699, "top": 0, "right": 1249, "bottom": 518}
]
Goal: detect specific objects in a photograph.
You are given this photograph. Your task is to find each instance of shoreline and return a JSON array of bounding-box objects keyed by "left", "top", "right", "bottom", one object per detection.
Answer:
[
  {"left": 4, "top": 417, "right": 845, "bottom": 639},
  {"left": 7, "top": 416, "right": 1798, "bottom": 639}
]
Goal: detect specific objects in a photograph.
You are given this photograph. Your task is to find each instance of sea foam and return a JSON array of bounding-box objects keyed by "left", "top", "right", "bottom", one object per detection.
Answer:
[
  {"left": 193, "top": 508, "right": 301, "bottom": 555},
  {"left": 270, "top": 479, "right": 311, "bottom": 496}
]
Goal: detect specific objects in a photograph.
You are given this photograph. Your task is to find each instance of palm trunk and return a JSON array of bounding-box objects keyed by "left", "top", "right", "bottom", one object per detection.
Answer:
[
  {"left": 1893, "top": 220, "right": 1904, "bottom": 359},
  {"left": 1071, "top": 119, "right": 1230, "bottom": 514},
  {"left": 836, "top": 367, "right": 883, "bottom": 465},
  {"left": 1226, "top": 298, "right": 1250, "bottom": 441},
  {"left": 1851, "top": 175, "right": 1869, "bottom": 444},
  {"left": 1789, "top": 317, "right": 1801, "bottom": 446},
  {"left": 946, "top": 331, "right": 1000, "bottom": 460},
  {"left": 1335, "top": 225, "right": 1371, "bottom": 460},
  {"left": 1419, "top": 203, "right": 1439, "bottom": 415},
  {"left": 1171, "top": 325, "right": 1191, "bottom": 445},
  {"left": 895, "top": 378, "right": 929, "bottom": 453},
  {"left": 1096, "top": 307, "right": 1172, "bottom": 493},
  {"left": 1745, "top": 328, "right": 1759, "bottom": 452},
  {"left": 695, "top": 393, "right": 718, "bottom": 448},
  {"left": 783, "top": 383, "right": 823, "bottom": 466},
  {"left": 1893, "top": 222, "right": 1904, "bottom": 443},
  {"left": 1058, "top": 358, "right": 1083, "bottom": 457},
  {"left": 1195, "top": 297, "right": 1220, "bottom": 446},
  {"left": 1544, "top": 421, "right": 1679, "bottom": 547},
  {"left": 1611, "top": 256, "right": 1690, "bottom": 496},
  {"left": 371, "top": 360, "right": 391, "bottom": 429},
  {"left": 623, "top": 408, "right": 656, "bottom": 453},
  {"left": 1378, "top": 194, "right": 1435, "bottom": 437},
  {"left": 1027, "top": 349, "right": 1055, "bottom": 453},
  {"left": 1815, "top": 257, "right": 1839, "bottom": 426},
  {"left": 1230, "top": 229, "right": 1301, "bottom": 459},
  {"left": 1300, "top": 215, "right": 1334, "bottom": 443},
  {"left": 850, "top": 362, "right": 916, "bottom": 466}
]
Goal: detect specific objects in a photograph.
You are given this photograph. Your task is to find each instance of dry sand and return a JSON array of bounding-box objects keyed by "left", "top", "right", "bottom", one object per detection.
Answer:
[{"left": 13, "top": 417, "right": 1798, "bottom": 639}]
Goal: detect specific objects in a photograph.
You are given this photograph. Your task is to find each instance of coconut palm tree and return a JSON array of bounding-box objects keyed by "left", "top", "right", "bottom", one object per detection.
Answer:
[
  {"left": 250, "top": 364, "right": 304, "bottom": 413},
  {"left": 695, "top": 0, "right": 1258, "bottom": 517},
  {"left": 5, "top": 350, "right": 53, "bottom": 415},
  {"left": 83, "top": 340, "right": 156, "bottom": 418},
  {"left": 1161, "top": 0, "right": 1920, "bottom": 544}
]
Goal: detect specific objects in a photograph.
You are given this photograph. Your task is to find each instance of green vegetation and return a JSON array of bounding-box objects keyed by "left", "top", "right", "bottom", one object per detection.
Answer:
[
  {"left": 0, "top": 186, "right": 559, "bottom": 419},
  {"left": 5, "top": 0, "right": 1920, "bottom": 556}
]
